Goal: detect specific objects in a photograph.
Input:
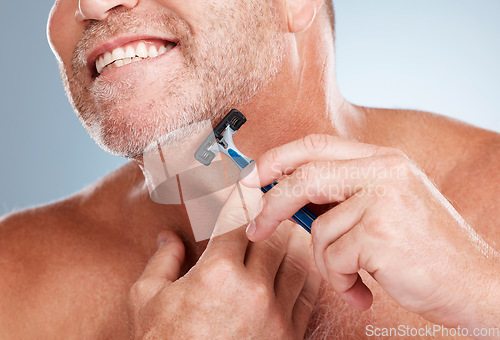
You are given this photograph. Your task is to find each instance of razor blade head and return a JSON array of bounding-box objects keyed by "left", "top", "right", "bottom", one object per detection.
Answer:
[
  {"left": 194, "top": 109, "right": 247, "bottom": 166},
  {"left": 213, "top": 109, "right": 247, "bottom": 140}
]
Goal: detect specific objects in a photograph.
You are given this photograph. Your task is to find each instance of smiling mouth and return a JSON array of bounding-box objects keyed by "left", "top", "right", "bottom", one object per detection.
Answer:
[{"left": 95, "top": 39, "right": 177, "bottom": 75}]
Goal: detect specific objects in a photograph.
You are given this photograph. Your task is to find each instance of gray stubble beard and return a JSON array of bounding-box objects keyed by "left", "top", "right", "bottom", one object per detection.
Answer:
[{"left": 61, "top": 1, "right": 286, "bottom": 158}]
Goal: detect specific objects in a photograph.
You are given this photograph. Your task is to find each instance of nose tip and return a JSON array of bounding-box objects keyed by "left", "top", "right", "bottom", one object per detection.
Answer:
[{"left": 75, "top": 0, "right": 138, "bottom": 26}]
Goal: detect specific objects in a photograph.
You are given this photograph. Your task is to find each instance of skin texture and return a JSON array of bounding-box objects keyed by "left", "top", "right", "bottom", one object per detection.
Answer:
[
  {"left": 0, "top": 0, "right": 499, "bottom": 339},
  {"left": 242, "top": 135, "right": 500, "bottom": 332}
]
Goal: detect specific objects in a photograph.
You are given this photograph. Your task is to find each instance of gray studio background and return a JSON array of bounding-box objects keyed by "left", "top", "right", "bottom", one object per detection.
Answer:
[{"left": 1, "top": 0, "right": 499, "bottom": 216}]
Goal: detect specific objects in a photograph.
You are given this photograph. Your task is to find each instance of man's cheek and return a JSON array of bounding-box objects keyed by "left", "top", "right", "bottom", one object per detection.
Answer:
[{"left": 47, "top": 1, "right": 81, "bottom": 67}]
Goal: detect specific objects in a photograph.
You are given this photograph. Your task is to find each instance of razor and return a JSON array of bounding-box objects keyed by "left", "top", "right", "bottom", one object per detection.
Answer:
[{"left": 195, "top": 109, "right": 316, "bottom": 233}]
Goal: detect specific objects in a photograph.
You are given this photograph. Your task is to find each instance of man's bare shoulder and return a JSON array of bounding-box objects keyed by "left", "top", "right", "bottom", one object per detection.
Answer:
[
  {"left": 366, "top": 107, "right": 498, "bottom": 167},
  {"left": 367, "top": 107, "right": 499, "bottom": 182},
  {"left": 0, "top": 160, "right": 146, "bottom": 272},
  {"left": 396, "top": 109, "right": 500, "bottom": 199},
  {"left": 435, "top": 118, "right": 500, "bottom": 247},
  {"left": 0, "top": 161, "right": 141, "bottom": 239},
  {"left": 0, "top": 161, "right": 144, "bottom": 338},
  {"left": 0, "top": 189, "right": 91, "bottom": 281},
  {"left": 367, "top": 107, "right": 500, "bottom": 246}
]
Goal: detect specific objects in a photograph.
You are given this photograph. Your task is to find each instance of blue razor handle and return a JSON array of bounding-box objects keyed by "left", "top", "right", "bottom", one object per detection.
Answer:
[
  {"left": 195, "top": 109, "right": 317, "bottom": 234},
  {"left": 228, "top": 149, "right": 316, "bottom": 234},
  {"left": 260, "top": 181, "right": 315, "bottom": 233}
]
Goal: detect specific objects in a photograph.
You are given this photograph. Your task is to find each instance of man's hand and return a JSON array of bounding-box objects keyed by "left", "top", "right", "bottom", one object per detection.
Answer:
[
  {"left": 127, "top": 221, "right": 320, "bottom": 339},
  {"left": 241, "top": 134, "right": 500, "bottom": 331}
]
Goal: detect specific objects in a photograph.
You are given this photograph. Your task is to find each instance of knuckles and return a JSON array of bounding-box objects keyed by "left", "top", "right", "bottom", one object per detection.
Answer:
[
  {"left": 368, "top": 150, "right": 417, "bottom": 192},
  {"left": 294, "top": 162, "right": 320, "bottom": 186},
  {"left": 356, "top": 207, "right": 402, "bottom": 246},
  {"left": 200, "top": 257, "right": 239, "bottom": 285},
  {"left": 129, "top": 279, "right": 155, "bottom": 307},
  {"left": 257, "top": 238, "right": 286, "bottom": 264},
  {"left": 296, "top": 292, "right": 316, "bottom": 316},
  {"left": 376, "top": 146, "right": 406, "bottom": 157},
  {"left": 267, "top": 147, "right": 283, "bottom": 176},
  {"left": 311, "top": 218, "right": 328, "bottom": 252},
  {"left": 377, "top": 149, "right": 413, "bottom": 176},
  {"left": 198, "top": 259, "right": 277, "bottom": 316},
  {"left": 281, "top": 252, "right": 309, "bottom": 279},
  {"left": 248, "top": 281, "right": 273, "bottom": 309},
  {"left": 301, "top": 134, "right": 330, "bottom": 154},
  {"left": 384, "top": 152, "right": 412, "bottom": 174}
]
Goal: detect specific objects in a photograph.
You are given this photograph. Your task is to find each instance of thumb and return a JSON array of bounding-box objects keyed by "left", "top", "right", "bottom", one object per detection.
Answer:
[{"left": 139, "top": 231, "right": 185, "bottom": 284}]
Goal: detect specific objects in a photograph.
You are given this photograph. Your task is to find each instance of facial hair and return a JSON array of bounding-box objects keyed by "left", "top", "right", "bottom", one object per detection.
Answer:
[{"left": 61, "top": 2, "right": 286, "bottom": 158}]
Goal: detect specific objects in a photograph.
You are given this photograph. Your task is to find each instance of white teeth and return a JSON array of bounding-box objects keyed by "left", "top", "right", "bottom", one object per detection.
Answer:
[
  {"left": 112, "top": 47, "right": 125, "bottom": 60},
  {"left": 148, "top": 45, "right": 158, "bottom": 57},
  {"left": 96, "top": 57, "right": 104, "bottom": 73},
  {"left": 125, "top": 46, "right": 135, "bottom": 58},
  {"left": 103, "top": 52, "right": 112, "bottom": 66},
  {"left": 96, "top": 41, "right": 175, "bottom": 74},
  {"left": 136, "top": 42, "right": 148, "bottom": 58}
]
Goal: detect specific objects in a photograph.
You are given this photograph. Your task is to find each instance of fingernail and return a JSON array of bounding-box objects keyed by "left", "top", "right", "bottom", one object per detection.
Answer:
[
  {"left": 246, "top": 220, "right": 256, "bottom": 237},
  {"left": 156, "top": 232, "right": 170, "bottom": 248},
  {"left": 240, "top": 162, "right": 258, "bottom": 186}
]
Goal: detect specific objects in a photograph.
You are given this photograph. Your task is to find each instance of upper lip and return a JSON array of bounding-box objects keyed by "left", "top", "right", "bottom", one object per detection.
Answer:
[{"left": 86, "top": 34, "right": 179, "bottom": 74}]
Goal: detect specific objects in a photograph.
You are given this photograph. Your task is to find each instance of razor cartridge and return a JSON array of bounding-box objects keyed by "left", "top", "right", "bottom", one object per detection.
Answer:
[{"left": 195, "top": 109, "right": 316, "bottom": 233}]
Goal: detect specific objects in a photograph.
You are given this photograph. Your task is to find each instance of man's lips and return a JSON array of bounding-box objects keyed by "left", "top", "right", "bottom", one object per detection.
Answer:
[{"left": 87, "top": 36, "right": 178, "bottom": 76}]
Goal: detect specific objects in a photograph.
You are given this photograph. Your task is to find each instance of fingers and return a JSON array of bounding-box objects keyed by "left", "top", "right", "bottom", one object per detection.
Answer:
[
  {"left": 310, "top": 193, "right": 373, "bottom": 310},
  {"left": 274, "top": 226, "right": 311, "bottom": 309},
  {"left": 334, "top": 273, "right": 373, "bottom": 311},
  {"left": 311, "top": 193, "right": 367, "bottom": 280},
  {"left": 132, "top": 231, "right": 186, "bottom": 305},
  {"left": 248, "top": 158, "right": 373, "bottom": 241},
  {"left": 244, "top": 221, "right": 292, "bottom": 281},
  {"left": 247, "top": 222, "right": 320, "bottom": 338},
  {"left": 205, "top": 183, "right": 263, "bottom": 264},
  {"left": 317, "top": 213, "right": 374, "bottom": 311},
  {"left": 292, "top": 255, "right": 321, "bottom": 338},
  {"left": 140, "top": 231, "right": 186, "bottom": 284},
  {"left": 204, "top": 226, "right": 249, "bottom": 265},
  {"left": 240, "top": 134, "right": 387, "bottom": 188}
]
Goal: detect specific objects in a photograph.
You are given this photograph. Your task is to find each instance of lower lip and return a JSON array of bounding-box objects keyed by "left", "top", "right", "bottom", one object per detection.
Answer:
[{"left": 93, "top": 45, "right": 180, "bottom": 80}]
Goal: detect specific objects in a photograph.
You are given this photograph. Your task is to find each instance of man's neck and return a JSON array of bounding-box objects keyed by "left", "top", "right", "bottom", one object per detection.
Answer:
[
  {"left": 124, "top": 16, "right": 369, "bottom": 258},
  {"left": 226, "top": 18, "right": 369, "bottom": 159}
]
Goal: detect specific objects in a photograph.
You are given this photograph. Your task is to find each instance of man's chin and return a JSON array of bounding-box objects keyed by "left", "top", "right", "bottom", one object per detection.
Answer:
[
  {"left": 85, "top": 122, "right": 162, "bottom": 159},
  {"left": 95, "top": 136, "right": 150, "bottom": 159},
  {"left": 83, "top": 110, "right": 213, "bottom": 159}
]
